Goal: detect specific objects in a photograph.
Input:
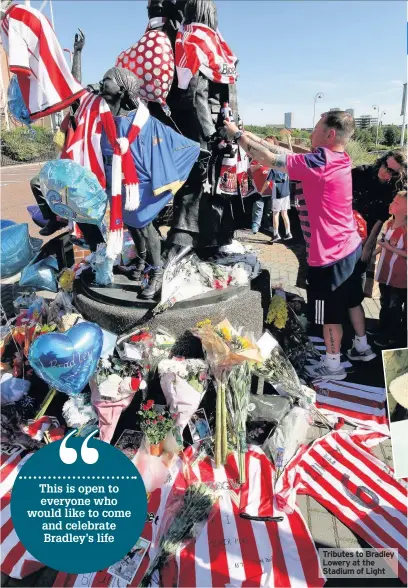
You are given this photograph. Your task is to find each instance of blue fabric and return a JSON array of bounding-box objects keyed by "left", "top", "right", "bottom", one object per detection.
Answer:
[
  {"left": 269, "top": 170, "right": 290, "bottom": 199},
  {"left": 101, "top": 111, "right": 200, "bottom": 229},
  {"left": 252, "top": 198, "right": 264, "bottom": 229},
  {"left": 304, "top": 147, "right": 327, "bottom": 169}
]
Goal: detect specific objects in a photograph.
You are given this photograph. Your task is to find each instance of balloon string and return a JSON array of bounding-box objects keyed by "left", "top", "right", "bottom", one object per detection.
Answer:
[{"left": 34, "top": 388, "right": 58, "bottom": 420}]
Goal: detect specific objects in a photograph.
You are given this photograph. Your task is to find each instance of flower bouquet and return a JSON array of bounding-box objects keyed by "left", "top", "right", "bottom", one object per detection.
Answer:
[
  {"left": 266, "top": 289, "right": 288, "bottom": 329},
  {"left": 116, "top": 328, "right": 175, "bottom": 385},
  {"left": 90, "top": 356, "right": 144, "bottom": 443},
  {"left": 193, "top": 319, "right": 262, "bottom": 474},
  {"left": 253, "top": 331, "right": 332, "bottom": 428},
  {"left": 139, "top": 481, "right": 218, "bottom": 587},
  {"left": 137, "top": 401, "right": 176, "bottom": 456},
  {"left": 158, "top": 358, "right": 209, "bottom": 440}
]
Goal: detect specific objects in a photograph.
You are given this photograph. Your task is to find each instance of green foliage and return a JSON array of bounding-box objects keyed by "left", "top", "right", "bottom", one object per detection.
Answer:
[
  {"left": 1, "top": 126, "right": 58, "bottom": 162},
  {"left": 345, "top": 140, "right": 377, "bottom": 167},
  {"left": 383, "top": 125, "right": 400, "bottom": 147}
]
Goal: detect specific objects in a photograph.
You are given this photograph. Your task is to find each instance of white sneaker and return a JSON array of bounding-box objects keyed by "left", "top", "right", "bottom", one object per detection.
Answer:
[
  {"left": 305, "top": 361, "right": 347, "bottom": 381},
  {"left": 347, "top": 344, "right": 376, "bottom": 362}
]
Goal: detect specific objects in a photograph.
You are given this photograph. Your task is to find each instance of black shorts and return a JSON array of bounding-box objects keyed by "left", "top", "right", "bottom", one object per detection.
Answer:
[{"left": 307, "top": 246, "right": 364, "bottom": 325}]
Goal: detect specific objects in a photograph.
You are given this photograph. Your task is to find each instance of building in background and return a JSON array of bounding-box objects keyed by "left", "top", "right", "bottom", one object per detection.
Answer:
[
  {"left": 346, "top": 108, "right": 355, "bottom": 118},
  {"left": 354, "top": 114, "right": 378, "bottom": 129},
  {"left": 284, "top": 112, "right": 293, "bottom": 129},
  {"left": 329, "top": 107, "right": 341, "bottom": 112}
]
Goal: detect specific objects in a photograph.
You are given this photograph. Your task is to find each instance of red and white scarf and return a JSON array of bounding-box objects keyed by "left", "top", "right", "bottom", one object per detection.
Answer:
[
  {"left": 175, "top": 23, "right": 237, "bottom": 89},
  {"left": 63, "top": 93, "right": 150, "bottom": 258},
  {"left": 1, "top": 4, "right": 86, "bottom": 120}
]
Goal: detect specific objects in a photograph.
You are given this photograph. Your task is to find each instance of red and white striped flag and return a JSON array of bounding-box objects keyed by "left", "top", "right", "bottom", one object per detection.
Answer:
[
  {"left": 1, "top": 4, "right": 86, "bottom": 120},
  {"left": 278, "top": 430, "right": 407, "bottom": 584},
  {"left": 175, "top": 24, "right": 237, "bottom": 89},
  {"left": 0, "top": 445, "right": 41, "bottom": 580},
  {"left": 314, "top": 380, "right": 389, "bottom": 435}
]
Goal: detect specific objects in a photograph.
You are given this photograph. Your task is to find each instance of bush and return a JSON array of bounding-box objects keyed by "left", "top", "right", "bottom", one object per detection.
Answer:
[
  {"left": 345, "top": 140, "right": 377, "bottom": 167},
  {"left": 1, "top": 126, "right": 58, "bottom": 162}
]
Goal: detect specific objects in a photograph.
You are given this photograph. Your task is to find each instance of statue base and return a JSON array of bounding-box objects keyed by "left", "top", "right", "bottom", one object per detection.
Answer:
[{"left": 74, "top": 269, "right": 271, "bottom": 338}]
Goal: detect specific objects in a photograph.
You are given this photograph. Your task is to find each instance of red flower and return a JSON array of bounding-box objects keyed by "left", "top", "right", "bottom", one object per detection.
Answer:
[
  {"left": 131, "top": 332, "right": 151, "bottom": 343},
  {"left": 158, "top": 415, "right": 164, "bottom": 421},
  {"left": 213, "top": 279, "right": 224, "bottom": 289},
  {"left": 171, "top": 413, "right": 178, "bottom": 420},
  {"left": 142, "top": 399, "right": 154, "bottom": 411},
  {"left": 152, "top": 420, "right": 157, "bottom": 425}
]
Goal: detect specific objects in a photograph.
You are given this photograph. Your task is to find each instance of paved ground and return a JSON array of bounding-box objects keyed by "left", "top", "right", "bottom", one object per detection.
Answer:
[{"left": 0, "top": 165, "right": 400, "bottom": 587}]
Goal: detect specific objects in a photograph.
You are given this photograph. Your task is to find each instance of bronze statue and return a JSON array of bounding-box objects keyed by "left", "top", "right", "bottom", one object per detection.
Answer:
[{"left": 165, "top": 0, "right": 241, "bottom": 255}]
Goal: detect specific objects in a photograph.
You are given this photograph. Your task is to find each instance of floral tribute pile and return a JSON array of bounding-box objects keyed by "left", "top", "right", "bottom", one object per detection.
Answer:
[{"left": 1, "top": 281, "right": 405, "bottom": 587}]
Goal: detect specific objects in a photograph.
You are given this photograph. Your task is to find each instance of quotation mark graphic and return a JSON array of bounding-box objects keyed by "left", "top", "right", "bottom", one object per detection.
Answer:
[{"left": 59, "top": 429, "right": 99, "bottom": 465}]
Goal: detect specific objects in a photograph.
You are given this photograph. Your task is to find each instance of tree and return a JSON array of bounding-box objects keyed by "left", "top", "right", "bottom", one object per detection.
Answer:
[{"left": 383, "top": 125, "right": 400, "bottom": 147}]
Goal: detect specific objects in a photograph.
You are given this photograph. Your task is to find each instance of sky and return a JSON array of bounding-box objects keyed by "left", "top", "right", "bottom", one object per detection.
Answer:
[{"left": 20, "top": 0, "right": 408, "bottom": 128}]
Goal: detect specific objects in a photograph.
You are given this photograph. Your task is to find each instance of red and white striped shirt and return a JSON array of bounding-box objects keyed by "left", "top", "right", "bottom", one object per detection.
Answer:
[
  {"left": 1, "top": 4, "right": 86, "bottom": 120},
  {"left": 375, "top": 221, "right": 407, "bottom": 289},
  {"left": 314, "top": 380, "right": 389, "bottom": 435},
  {"left": 278, "top": 430, "right": 407, "bottom": 584},
  {"left": 55, "top": 447, "right": 324, "bottom": 587},
  {"left": 175, "top": 24, "right": 237, "bottom": 89},
  {"left": 1, "top": 445, "right": 40, "bottom": 580}
]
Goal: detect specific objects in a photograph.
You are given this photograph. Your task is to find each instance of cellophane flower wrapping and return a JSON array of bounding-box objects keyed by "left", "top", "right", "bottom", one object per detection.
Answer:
[
  {"left": 254, "top": 331, "right": 332, "bottom": 428},
  {"left": 193, "top": 320, "right": 263, "bottom": 470},
  {"left": 158, "top": 358, "right": 209, "bottom": 435},
  {"left": 140, "top": 453, "right": 218, "bottom": 587},
  {"left": 117, "top": 328, "right": 175, "bottom": 387},
  {"left": 264, "top": 405, "right": 312, "bottom": 485},
  {"left": 132, "top": 431, "right": 179, "bottom": 494}
]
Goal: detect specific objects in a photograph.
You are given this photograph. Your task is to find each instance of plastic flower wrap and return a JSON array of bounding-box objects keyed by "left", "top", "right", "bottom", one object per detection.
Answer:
[
  {"left": 139, "top": 465, "right": 218, "bottom": 587},
  {"left": 254, "top": 331, "right": 332, "bottom": 428},
  {"left": 265, "top": 406, "right": 312, "bottom": 485},
  {"left": 91, "top": 356, "right": 145, "bottom": 443},
  {"left": 158, "top": 358, "right": 209, "bottom": 439},
  {"left": 117, "top": 327, "right": 175, "bottom": 384},
  {"left": 193, "top": 319, "right": 262, "bottom": 471}
]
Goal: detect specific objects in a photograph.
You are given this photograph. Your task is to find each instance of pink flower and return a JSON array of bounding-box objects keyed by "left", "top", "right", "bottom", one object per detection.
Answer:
[
  {"left": 146, "top": 420, "right": 151, "bottom": 425},
  {"left": 158, "top": 415, "right": 164, "bottom": 421},
  {"left": 152, "top": 420, "right": 158, "bottom": 425},
  {"left": 199, "top": 372, "right": 207, "bottom": 381}
]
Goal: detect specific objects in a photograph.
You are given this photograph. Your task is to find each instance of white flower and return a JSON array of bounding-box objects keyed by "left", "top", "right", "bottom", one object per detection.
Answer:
[{"left": 101, "top": 359, "right": 111, "bottom": 369}]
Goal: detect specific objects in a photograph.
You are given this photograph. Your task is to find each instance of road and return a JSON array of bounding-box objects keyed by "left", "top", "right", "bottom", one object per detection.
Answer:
[{"left": 1, "top": 163, "right": 45, "bottom": 240}]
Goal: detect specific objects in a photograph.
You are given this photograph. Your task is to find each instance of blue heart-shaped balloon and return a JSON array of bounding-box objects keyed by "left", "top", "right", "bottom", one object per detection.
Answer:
[{"left": 28, "top": 322, "right": 103, "bottom": 396}]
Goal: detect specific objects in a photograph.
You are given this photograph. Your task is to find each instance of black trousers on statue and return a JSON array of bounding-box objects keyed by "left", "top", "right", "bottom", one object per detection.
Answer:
[{"left": 126, "top": 223, "right": 162, "bottom": 268}]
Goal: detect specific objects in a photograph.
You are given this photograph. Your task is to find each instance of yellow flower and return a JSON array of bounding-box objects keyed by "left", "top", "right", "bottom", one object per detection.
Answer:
[
  {"left": 239, "top": 336, "right": 252, "bottom": 349},
  {"left": 266, "top": 295, "right": 288, "bottom": 329},
  {"left": 220, "top": 326, "right": 232, "bottom": 342},
  {"left": 59, "top": 269, "right": 75, "bottom": 292},
  {"left": 196, "top": 319, "right": 212, "bottom": 328}
]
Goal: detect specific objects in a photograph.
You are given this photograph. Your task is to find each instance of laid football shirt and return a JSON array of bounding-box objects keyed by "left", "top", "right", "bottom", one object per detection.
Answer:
[{"left": 286, "top": 147, "right": 361, "bottom": 266}]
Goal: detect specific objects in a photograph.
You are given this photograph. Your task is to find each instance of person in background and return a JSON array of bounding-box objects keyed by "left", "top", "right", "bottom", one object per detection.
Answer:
[
  {"left": 353, "top": 150, "right": 407, "bottom": 238},
  {"left": 224, "top": 111, "right": 376, "bottom": 380},
  {"left": 269, "top": 167, "right": 292, "bottom": 242},
  {"left": 372, "top": 191, "right": 407, "bottom": 348},
  {"left": 250, "top": 135, "right": 275, "bottom": 234}
]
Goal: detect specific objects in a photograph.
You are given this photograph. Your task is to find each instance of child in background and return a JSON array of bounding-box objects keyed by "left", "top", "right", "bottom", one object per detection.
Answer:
[{"left": 373, "top": 191, "right": 407, "bottom": 348}]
